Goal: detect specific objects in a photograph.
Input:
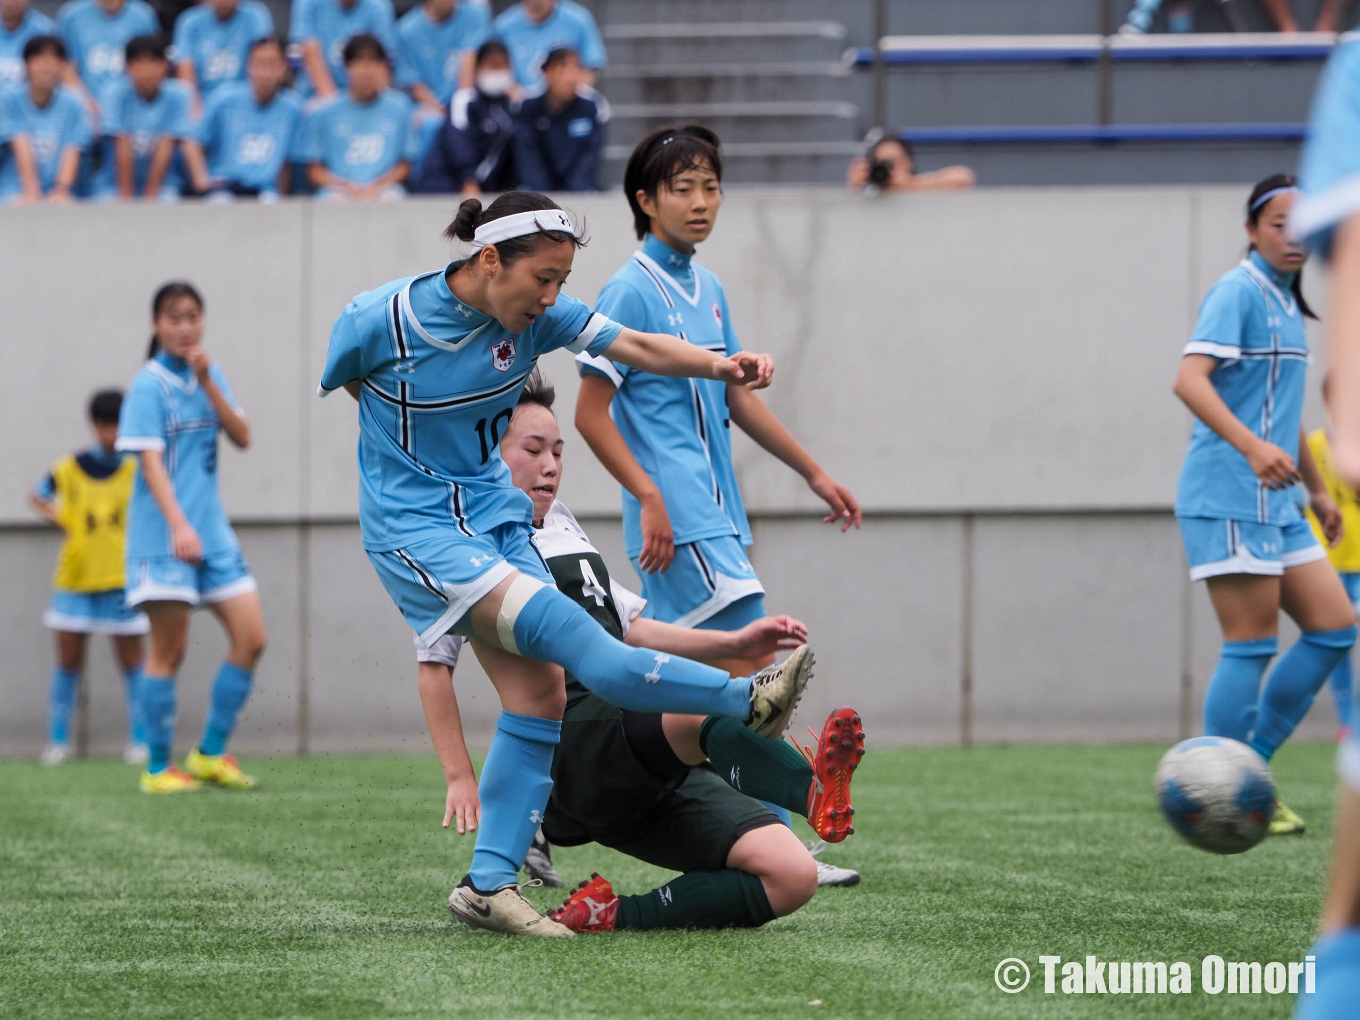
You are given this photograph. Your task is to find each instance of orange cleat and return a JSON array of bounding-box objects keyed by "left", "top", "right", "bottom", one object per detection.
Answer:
[
  {"left": 793, "top": 707, "right": 865, "bottom": 843},
  {"left": 548, "top": 873, "right": 620, "bottom": 933}
]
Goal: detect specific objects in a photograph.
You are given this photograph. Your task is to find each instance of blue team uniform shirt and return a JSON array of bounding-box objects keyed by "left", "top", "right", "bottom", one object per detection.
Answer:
[
  {"left": 116, "top": 351, "right": 244, "bottom": 559},
  {"left": 493, "top": 0, "right": 605, "bottom": 88},
  {"left": 288, "top": 0, "right": 395, "bottom": 97},
  {"left": 394, "top": 0, "right": 491, "bottom": 106},
  {"left": 57, "top": 0, "right": 159, "bottom": 99},
  {"left": 318, "top": 264, "right": 622, "bottom": 550},
  {"left": 577, "top": 234, "right": 752, "bottom": 558},
  {"left": 0, "top": 84, "right": 92, "bottom": 195},
  {"left": 171, "top": 0, "right": 274, "bottom": 99},
  {"left": 1175, "top": 250, "right": 1312, "bottom": 526},
  {"left": 514, "top": 85, "right": 606, "bottom": 192},
  {"left": 0, "top": 8, "right": 56, "bottom": 87},
  {"left": 96, "top": 77, "right": 192, "bottom": 193},
  {"left": 197, "top": 81, "right": 304, "bottom": 190},
  {"left": 1297, "top": 39, "right": 1360, "bottom": 256},
  {"left": 299, "top": 88, "right": 417, "bottom": 183}
]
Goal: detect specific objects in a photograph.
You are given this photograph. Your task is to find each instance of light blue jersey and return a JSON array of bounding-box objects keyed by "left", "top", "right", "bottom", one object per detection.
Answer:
[
  {"left": 298, "top": 88, "right": 418, "bottom": 184},
  {"left": 0, "top": 8, "right": 56, "bottom": 87},
  {"left": 577, "top": 234, "right": 751, "bottom": 559},
  {"left": 394, "top": 1, "right": 490, "bottom": 106},
  {"left": 95, "top": 77, "right": 192, "bottom": 194},
  {"left": 493, "top": 0, "right": 605, "bottom": 88},
  {"left": 197, "top": 81, "right": 304, "bottom": 190},
  {"left": 1297, "top": 38, "right": 1360, "bottom": 256},
  {"left": 0, "top": 84, "right": 92, "bottom": 196},
  {"left": 171, "top": 0, "right": 274, "bottom": 99},
  {"left": 318, "top": 264, "right": 622, "bottom": 551},
  {"left": 117, "top": 352, "right": 243, "bottom": 559},
  {"left": 288, "top": 0, "right": 394, "bottom": 97},
  {"left": 57, "top": 0, "right": 158, "bottom": 99},
  {"left": 1175, "top": 250, "right": 1311, "bottom": 526}
]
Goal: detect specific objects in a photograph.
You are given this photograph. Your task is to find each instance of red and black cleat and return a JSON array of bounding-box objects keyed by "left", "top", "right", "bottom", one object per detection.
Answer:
[
  {"left": 548, "top": 873, "right": 620, "bottom": 933},
  {"left": 794, "top": 707, "right": 866, "bottom": 843}
]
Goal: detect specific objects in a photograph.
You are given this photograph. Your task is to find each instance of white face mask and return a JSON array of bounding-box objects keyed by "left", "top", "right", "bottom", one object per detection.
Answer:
[{"left": 477, "top": 70, "right": 513, "bottom": 97}]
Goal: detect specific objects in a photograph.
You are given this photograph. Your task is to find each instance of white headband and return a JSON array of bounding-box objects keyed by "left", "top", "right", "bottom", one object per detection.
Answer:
[{"left": 472, "top": 209, "right": 576, "bottom": 247}]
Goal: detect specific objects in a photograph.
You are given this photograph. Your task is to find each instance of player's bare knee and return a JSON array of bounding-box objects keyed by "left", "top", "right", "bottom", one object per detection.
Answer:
[{"left": 234, "top": 625, "right": 267, "bottom": 666}]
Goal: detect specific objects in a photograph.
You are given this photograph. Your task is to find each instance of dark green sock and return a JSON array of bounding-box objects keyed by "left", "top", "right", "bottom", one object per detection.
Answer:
[
  {"left": 699, "top": 715, "right": 813, "bottom": 817},
  {"left": 614, "top": 869, "right": 776, "bottom": 931}
]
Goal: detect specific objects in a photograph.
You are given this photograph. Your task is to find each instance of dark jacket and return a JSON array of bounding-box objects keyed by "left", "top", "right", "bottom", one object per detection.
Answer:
[
  {"left": 513, "top": 86, "right": 607, "bottom": 193},
  {"left": 416, "top": 86, "right": 518, "bottom": 194}
]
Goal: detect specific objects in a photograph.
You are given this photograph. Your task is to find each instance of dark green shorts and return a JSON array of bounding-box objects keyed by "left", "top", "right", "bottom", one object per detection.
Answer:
[{"left": 542, "top": 694, "right": 780, "bottom": 873}]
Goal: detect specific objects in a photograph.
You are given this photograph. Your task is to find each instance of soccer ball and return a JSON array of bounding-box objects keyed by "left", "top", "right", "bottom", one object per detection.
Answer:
[{"left": 1154, "top": 737, "right": 1276, "bottom": 854}]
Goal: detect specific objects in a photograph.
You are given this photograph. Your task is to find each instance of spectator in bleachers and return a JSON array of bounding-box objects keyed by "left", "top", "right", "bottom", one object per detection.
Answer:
[
  {"left": 395, "top": 0, "right": 490, "bottom": 113},
  {"left": 290, "top": 0, "right": 394, "bottom": 100},
  {"left": 0, "top": 0, "right": 56, "bottom": 87},
  {"left": 93, "top": 33, "right": 191, "bottom": 200},
  {"left": 183, "top": 35, "right": 304, "bottom": 201},
  {"left": 171, "top": 0, "right": 273, "bottom": 111},
  {"left": 494, "top": 0, "right": 604, "bottom": 91},
  {"left": 414, "top": 37, "right": 515, "bottom": 196},
  {"left": 0, "top": 35, "right": 92, "bottom": 203},
  {"left": 299, "top": 32, "right": 417, "bottom": 201},
  {"left": 56, "top": 0, "right": 158, "bottom": 114},
  {"left": 847, "top": 135, "right": 975, "bottom": 193},
  {"left": 513, "top": 46, "right": 605, "bottom": 193}
]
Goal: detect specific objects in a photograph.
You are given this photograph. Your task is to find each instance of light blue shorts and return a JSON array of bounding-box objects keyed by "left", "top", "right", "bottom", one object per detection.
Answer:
[
  {"left": 632, "top": 534, "right": 765, "bottom": 628},
  {"left": 43, "top": 588, "right": 149, "bottom": 635},
  {"left": 1178, "top": 515, "right": 1325, "bottom": 581},
  {"left": 367, "top": 521, "right": 553, "bottom": 647},
  {"left": 126, "top": 550, "right": 257, "bottom": 609}
]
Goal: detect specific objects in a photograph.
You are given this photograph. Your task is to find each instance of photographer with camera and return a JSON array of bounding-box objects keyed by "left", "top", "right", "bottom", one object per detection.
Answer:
[{"left": 847, "top": 132, "right": 975, "bottom": 193}]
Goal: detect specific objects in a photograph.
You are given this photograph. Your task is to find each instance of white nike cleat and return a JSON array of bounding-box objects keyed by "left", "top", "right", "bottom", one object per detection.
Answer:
[
  {"left": 448, "top": 877, "right": 575, "bottom": 937},
  {"left": 39, "top": 742, "right": 72, "bottom": 766},
  {"left": 746, "top": 645, "right": 814, "bottom": 739}
]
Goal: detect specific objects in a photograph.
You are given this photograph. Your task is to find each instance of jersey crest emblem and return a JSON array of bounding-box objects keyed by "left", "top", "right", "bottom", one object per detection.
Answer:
[
  {"left": 711, "top": 302, "right": 723, "bottom": 328},
  {"left": 491, "top": 337, "right": 517, "bottom": 372}
]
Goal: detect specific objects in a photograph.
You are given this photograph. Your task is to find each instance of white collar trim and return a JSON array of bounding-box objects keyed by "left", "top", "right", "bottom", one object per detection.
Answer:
[
  {"left": 634, "top": 250, "right": 701, "bottom": 308},
  {"left": 146, "top": 358, "right": 197, "bottom": 394},
  {"left": 400, "top": 275, "right": 499, "bottom": 352},
  {"left": 1239, "top": 258, "right": 1297, "bottom": 317}
]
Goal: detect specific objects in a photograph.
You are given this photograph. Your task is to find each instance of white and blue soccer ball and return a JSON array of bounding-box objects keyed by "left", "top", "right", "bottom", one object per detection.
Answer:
[{"left": 1155, "top": 737, "right": 1276, "bottom": 855}]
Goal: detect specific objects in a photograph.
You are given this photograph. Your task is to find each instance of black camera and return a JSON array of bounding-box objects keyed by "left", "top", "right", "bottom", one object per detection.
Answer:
[{"left": 867, "top": 160, "right": 892, "bottom": 186}]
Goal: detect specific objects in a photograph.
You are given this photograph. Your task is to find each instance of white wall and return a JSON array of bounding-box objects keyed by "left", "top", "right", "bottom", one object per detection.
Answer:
[{"left": 0, "top": 188, "right": 1338, "bottom": 756}]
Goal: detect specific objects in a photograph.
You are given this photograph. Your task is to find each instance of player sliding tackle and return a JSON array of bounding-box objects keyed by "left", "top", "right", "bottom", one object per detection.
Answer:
[
  {"left": 320, "top": 193, "right": 815, "bottom": 937},
  {"left": 414, "top": 372, "right": 865, "bottom": 933}
]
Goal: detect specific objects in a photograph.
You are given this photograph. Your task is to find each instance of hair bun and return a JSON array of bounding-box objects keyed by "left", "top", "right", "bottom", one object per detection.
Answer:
[{"left": 446, "top": 198, "right": 484, "bottom": 242}]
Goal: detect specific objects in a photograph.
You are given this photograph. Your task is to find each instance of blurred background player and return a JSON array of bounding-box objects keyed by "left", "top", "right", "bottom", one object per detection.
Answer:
[
  {"left": 493, "top": 0, "right": 604, "bottom": 92},
  {"left": 1305, "top": 371, "right": 1360, "bottom": 738},
  {"left": 183, "top": 35, "right": 303, "bottom": 202},
  {"left": 513, "top": 47, "right": 604, "bottom": 194},
  {"left": 575, "top": 124, "right": 862, "bottom": 879},
  {"left": 393, "top": 0, "right": 488, "bottom": 125},
  {"left": 93, "top": 34, "right": 191, "bottom": 202},
  {"left": 318, "top": 191, "right": 809, "bottom": 936},
  {"left": 117, "top": 281, "right": 266, "bottom": 794},
  {"left": 0, "top": 35, "right": 91, "bottom": 204},
  {"left": 56, "top": 0, "right": 158, "bottom": 116},
  {"left": 29, "top": 389, "right": 148, "bottom": 766},
  {"left": 414, "top": 38, "right": 516, "bottom": 197},
  {"left": 170, "top": 0, "right": 273, "bottom": 112},
  {"left": 1173, "top": 174, "right": 1355, "bottom": 837},
  {"left": 288, "top": 0, "right": 393, "bottom": 101},
  {"left": 299, "top": 34, "right": 417, "bottom": 202},
  {"left": 0, "top": 0, "right": 56, "bottom": 88},
  {"left": 413, "top": 373, "right": 861, "bottom": 931}
]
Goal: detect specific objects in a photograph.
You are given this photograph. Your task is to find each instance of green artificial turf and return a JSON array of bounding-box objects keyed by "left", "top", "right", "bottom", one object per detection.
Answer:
[{"left": 0, "top": 743, "right": 1342, "bottom": 1019}]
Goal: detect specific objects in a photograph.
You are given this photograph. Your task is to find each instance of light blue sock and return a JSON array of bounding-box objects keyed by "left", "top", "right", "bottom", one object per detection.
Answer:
[
  {"left": 1296, "top": 929, "right": 1360, "bottom": 1020},
  {"left": 509, "top": 585, "right": 752, "bottom": 719},
  {"left": 199, "top": 662, "right": 254, "bottom": 756},
  {"left": 1203, "top": 637, "right": 1276, "bottom": 740},
  {"left": 468, "top": 711, "right": 561, "bottom": 891},
  {"left": 121, "top": 665, "right": 147, "bottom": 745},
  {"left": 1251, "top": 626, "right": 1358, "bottom": 761},
  {"left": 140, "top": 674, "right": 177, "bottom": 774},
  {"left": 1332, "top": 649, "right": 1354, "bottom": 729},
  {"left": 48, "top": 666, "right": 79, "bottom": 745}
]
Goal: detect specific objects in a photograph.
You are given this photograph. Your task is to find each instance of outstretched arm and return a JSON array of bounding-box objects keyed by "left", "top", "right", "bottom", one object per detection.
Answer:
[
  {"left": 624, "top": 614, "right": 807, "bottom": 665},
  {"left": 604, "top": 327, "right": 773, "bottom": 389}
]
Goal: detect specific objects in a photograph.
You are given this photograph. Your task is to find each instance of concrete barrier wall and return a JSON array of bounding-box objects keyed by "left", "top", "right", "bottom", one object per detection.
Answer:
[{"left": 0, "top": 187, "right": 1338, "bottom": 755}]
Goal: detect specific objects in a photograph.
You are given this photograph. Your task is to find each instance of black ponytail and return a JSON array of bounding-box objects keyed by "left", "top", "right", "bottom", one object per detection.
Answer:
[
  {"left": 147, "top": 280, "right": 204, "bottom": 358},
  {"left": 444, "top": 192, "right": 586, "bottom": 269},
  {"left": 1245, "top": 173, "right": 1318, "bottom": 321}
]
